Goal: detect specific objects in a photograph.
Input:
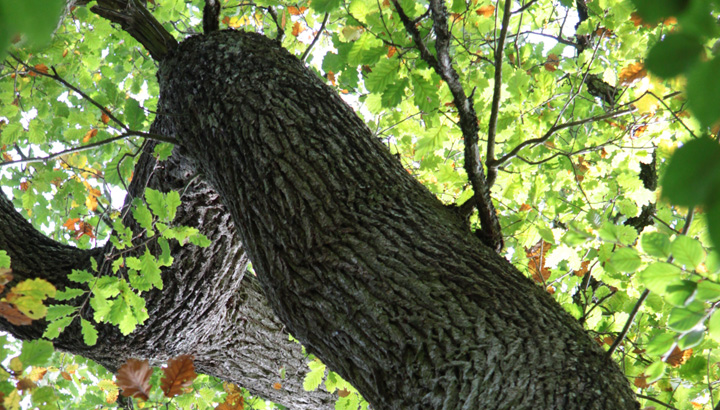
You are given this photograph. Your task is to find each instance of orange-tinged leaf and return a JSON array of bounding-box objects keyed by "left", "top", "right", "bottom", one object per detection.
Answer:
[
  {"left": 101, "top": 112, "right": 110, "bottom": 124},
  {"left": 2, "top": 152, "right": 12, "bottom": 162},
  {"left": 19, "top": 181, "right": 29, "bottom": 191},
  {"left": 633, "top": 374, "right": 649, "bottom": 388},
  {"left": 34, "top": 64, "right": 49, "bottom": 74},
  {"left": 216, "top": 393, "right": 244, "bottom": 410},
  {"left": 387, "top": 46, "right": 397, "bottom": 58},
  {"left": 161, "top": 355, "right": 197, "bottom": 398},
  {"left": 664, "top": 346, "right": 692, "bottom": 367},
  {"left": 546, "top": 285, "right": 555, "bottom": 294},
  {"left": 0, "top": 302, "right": 32, "bottom": 325},
  {"left": 83, "top": 128, "right": 98, "bottom": 143},
  {"left": 526, "top": 240, "right": 552, "bottom": 283},
  {"left": 338, "top": 388, "right": 351, "bottom": 398},
  {"left": 62, "top": 49, "right": 68, "bottom": 58},
  {"left": 61, "top": 371, "right": 72, "bottom": 381},
  {"left": 273, "top": 382, "right": 282, "bottom": 390},
  {"left": 62, "top": 218, "right": 80, "bottom": 232},
  {"left": 618, "top": 62, "right": 646, "bottom": 86},
  {"left": 664, "top": 16, "right": 678, "bottom": 25},
  {"left": 222, "top": 16, "right": 230, "bottom": 25},
  {"left": 106, "top": 390, "right": 119, "bottom": 404},
  {"left": 116, "top": 358, "right": 152, "bottom": 401},
  {"left": 544, "top": 53, "right": 560, "bottom": 72},
  {"left": 16, "top": 378, "right": 36, "bottom": 392},
  {"left": 574, "top": 260, "right": 591, "bottom": 277},
  {"left": 327, "top": 71, "right": 336, "bottom": 86},
  {"left": 291, "top": 21, "right": 305, "bottom": 37},
  {"left": 76, "top": 221, "right": 95, "bottom": 239},
  {"left": 86, "top": 194, "right": 99, "bottom": 212},
  {"left": 29, "top": 367, "right": 47, "bottom": 382},
  {"left": 476, "top": 5, "right": 495, "bottom": 17},
  {"left": 288, "top": 6, "right": 307, "bottom": 15},
  {"left": 519, "top": 203, "right": 532, "bottom": 212}
]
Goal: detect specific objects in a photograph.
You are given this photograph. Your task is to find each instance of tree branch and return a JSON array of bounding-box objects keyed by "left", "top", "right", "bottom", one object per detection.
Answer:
[
  {"left": 301, "top": 13, "right": 329, "bottom": 62},
  {"left": 91, "top": 0, "right": 177, "bottom": 60},
  {"left": 485, "top": 0, "right": 513, "bottom": 176},
  {"left": 203, "top": 0, "right": 221, "bottom": 33},
  {"left": 392, "top": 0, "right": 504, "bottom": 251}
]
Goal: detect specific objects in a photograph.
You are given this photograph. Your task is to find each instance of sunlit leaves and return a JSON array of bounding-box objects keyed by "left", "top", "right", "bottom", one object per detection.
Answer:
[
  {"left": 636, "top": 262, "right": 682, "bottom": 294},
  {"left": 303, "top": 359, "right": 326, "bottom": 391}
]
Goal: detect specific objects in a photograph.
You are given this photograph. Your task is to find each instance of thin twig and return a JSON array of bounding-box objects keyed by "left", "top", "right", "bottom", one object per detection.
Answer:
[
  {"left": 301, "top": 13, "right": 328, "bottom": 62},
  {"left": 512, "top": 0, "right": 540, "bottom": 14},
  {"left": 267, "top": 6, "right": 284, "bottom": 42},
  {"left": 0, "top": 131, "right": 174, "bottom": 168},
  {"left": 486, "top": 0, "right": 513, "bottom": 168},
  {"left": 636, "top": 394, "right": 680, "bottom": 410}
]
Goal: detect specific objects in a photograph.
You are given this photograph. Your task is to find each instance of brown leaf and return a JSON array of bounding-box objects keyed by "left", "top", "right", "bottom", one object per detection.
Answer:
[
  {"left": 476, "top": 5, "right": 495, "bottom": 17},
  {"left": 288, "top": 6, "right": 307, "bottom": 15},
  {"left": 83, "top": 128, "right": 98, "bottom": 143},
  {"left": 161, "top": 355, "right": 197, "bottom": 398},
  {"left": 634, "top": 373, "right": 650, "bottom": 388},
  {"left": 62, "top": 218, "right": 80, "bottom": 232},
  {"left": 76, "top": 221, "right": 96, "bottom": 239},
  {"left": 618, "top": 62, "right": 646, "bottom": 86},
  {"left": 291, "top": 21, "right": 305, "bottom": 37},
  {"left": 519, "top": 203, "right": 532, "bottom": 212},
  {"left": 0, "top": 302, "right": 32, "bottom": 325},
  {"left": 116, "top": 358, "right": 152, "bottom": 400},
  {"left": 101, "top": 112, "right": 110, "bottom": 124},
  {"left": 574, "top": 260, "right": 591, "bottom": 277},
  {"left": 338, "top": 388, "right": 351, "bottom": 397},
  {"left": 61, "top": 371, "right": 72, "bottom": 381},
  {"left": 387, "top": 46, "right": 397, "bottom": 58},
  {"left": 327, "top": 71, "right": 336, "bottom": 86},
  {"left": 272, "top": 382, "right": 282, "bottom": 390},
  {"left": 19, "top": 181, "right": 29, "bottom": 191},
  {"left": 526, "top": 240, "right": 552, "bottom": 283},
  {"left": 16, "top": 378, "right": 36, "bottom": 392},
  {"left": 62, "top": 49, "right": 69, "bottom": 58},
  {"left": 664, "top": 346, "right": 692, "bottom": 367},
  {"left": 216, "top": 393, "right": 244, "bottom": 410}
]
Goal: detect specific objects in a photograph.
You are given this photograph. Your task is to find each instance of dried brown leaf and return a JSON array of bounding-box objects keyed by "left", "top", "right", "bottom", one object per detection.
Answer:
[
  {"left": 116, "top": 358, "right": 152, "bottom": 401},
  {"left": 161, "top": 355, "right": 197, "bottom": 398}
]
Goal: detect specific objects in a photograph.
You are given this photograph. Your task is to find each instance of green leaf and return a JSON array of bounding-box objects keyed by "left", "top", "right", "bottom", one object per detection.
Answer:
[
  {"left": 166, "top": 190, "right": 181, "bottom": 221},
  {"left": 365, "top": 59, "right": 400, "bottom": 93},
  {"left": 708, "top": 311, "right": 720, "bottom": 343},
  {"left": 667, "top": 304, "right": 706, "bottom": 332},
  {"left": 68, "top": 269, "right": 95, "bottom": 284},
  {"left": 43, "top": 316, "right": 73, "bottom": 339},
  {"left": 671, "top": 235, "right": 705, "bottom": 270},
  {"left": 664, "top": 280, "right": 696, "bottom": 307},
  {"left": 348, "top": 34, "right": 384, "bottom": 66},
  {"left": 0, "top": 250, "right": 9, "bottom": 268},
  {"left": 644, "top": 361, "right": 665, "bottom": 384},
  {"left": 311, "top": 0, "right": 342, "bottom": 13},
  {"left": 687, "top": 57, "right": 720, "bottom": 128},
  {"left": 641, "top": 232, "right": 671, "bottom": 259},
  {"left": 631, "top": 0, "right": 689, "bottom": 24},
  {"left": 645, "top": 33, "right": 702, "bottom": 78},
  {"left": 139, "top": 248, "right": 163, "bottom": 290},
  {"left": 154, "top": 143, "right": 174, "bottom": 161},
  {"left": 124, "top": 98, "right": 145, "bottom": 129},
  {"left": 54, "top": 288, "right": 85, "bottom": 301},
  {"left": 636, "top": 262, "right": 682, "bottom": 294},
  {"left": 661, "top": 137, "right": 720, "bottom": 207},
  {"left": 132, "top": 199, "right": 154, "bottom": 233},
  {"left": 646, "top": 333, "right": 675, "bottom": 357},
  {"left": 81, "top": 319, "right": 98, "bottom": 346},
  {"left": 303, "top": 360, "right": 326, "bottom": 391},
  {"left": 19, "top": 340, "right": 54, "bottom": 367},
  {"left": 381, "top": 79, "right": 408, "bottom": 108},
  {"left": 412, "top": 74, "right": 440, "bottom": 113},
  {"left": 0, "top": 0, "right": 64, "bottom": 58},
  {"left": 45, "top": 304, "right": 77, "bottom": 321},
  {"left": 145, "top": 188, "right": 168, "bottom": 220},
  {"left": 608, "top": 248, "right": 642, "bottom": 273},
  {"left": 696, "top": 280, "right": 720, "bottom": 302},
  {"left": 678, "top": 329, "right": 704, "bottom": 350}
]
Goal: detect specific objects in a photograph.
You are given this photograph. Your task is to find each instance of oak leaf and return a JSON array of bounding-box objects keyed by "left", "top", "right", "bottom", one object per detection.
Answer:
[
  {"left": 116, "top": 358, "right": 152, "bottom": 400},
  {"left": 0, "top": 302, "right": 32, "bottom": 325},
  {"left": 160, "top": 355, "right": 197, "bottom": 398},
  {"left": 291, "top": 22, "right": 305, "bottom": 37},
  {"left": 519, "top": 203, "right": 532, "bottom": 212},
  {"left": 633, "top": 373, "right": 649, "bottom": 388},
  {"left": 618, "top": 62, "right": 646, "bottom": 86},
  {"left": 525, "top": 240, "right": 552, "bottom": 283},
  {"left": 288, "top": 6, "right": 307, "bottom": 15},
  {"left": 664, "top": 346, "right": 692, "bottom": 367},
  {"left": 544, "top": 54, "right": 560, "bottom": 72},
  {"left": 82, "top": 128, "right": 98, "bottom": 143},
  {"left": 476, "top": 5, "right": 495, "bottom": 17},
  {"left": 101, "top": 112, "right": 110, "bottom": 124}
]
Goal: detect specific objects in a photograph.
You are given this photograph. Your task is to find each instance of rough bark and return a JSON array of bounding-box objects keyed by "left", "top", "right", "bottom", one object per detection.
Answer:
[
  {"left": 0, "top": 142, "right": 335, "bottom": 409},
  {"left": 156, "top": 30, "right": 640, "bottom": 409}
]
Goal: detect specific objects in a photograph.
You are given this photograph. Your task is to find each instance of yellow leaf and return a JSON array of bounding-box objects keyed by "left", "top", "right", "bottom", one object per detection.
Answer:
[
  {"left": 4, "top": 390, "right": 20, "bottom": 410},
  {"left": 83, "top": 128, "right": 98, "bottom": 143},
  {"left": 29, "top": 367, "right": 47, "bottom": 382},
  {"left": 9, "top": 357, "right": 23, "bottom": 373},
  {"left": 86, "top": 194, "right": 98, "bottom": 212}
]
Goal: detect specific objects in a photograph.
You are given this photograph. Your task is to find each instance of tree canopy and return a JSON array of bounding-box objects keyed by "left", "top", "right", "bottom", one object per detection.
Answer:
[{"left": 1, "top": 0, "right": 720, "bottom": 409}]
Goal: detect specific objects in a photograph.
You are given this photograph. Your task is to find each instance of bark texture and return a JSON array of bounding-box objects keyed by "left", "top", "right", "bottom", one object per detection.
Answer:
[
  {"left": 0, "top": 143, "right": 335, "bottom": 409},
  {"left": 157, "top": 30, "right": 640, "bottom": 409}
]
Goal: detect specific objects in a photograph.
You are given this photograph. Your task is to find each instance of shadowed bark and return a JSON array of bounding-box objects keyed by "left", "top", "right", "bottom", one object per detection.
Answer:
[
  {"left": 0, "top": 141, "right": 335, "bottom": 409},
  {"left": 154, "top": 30, "right": 640, "bottom": 409}
]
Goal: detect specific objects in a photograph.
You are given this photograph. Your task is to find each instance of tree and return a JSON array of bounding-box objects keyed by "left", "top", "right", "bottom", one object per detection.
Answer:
[{"left": 1, "top": 0, "right": 720, "bottom": 409}]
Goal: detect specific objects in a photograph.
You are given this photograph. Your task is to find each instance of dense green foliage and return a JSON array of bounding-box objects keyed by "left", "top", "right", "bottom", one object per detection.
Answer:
[{"left": 2, "top": 0, "right": 720, "bottom": 408}]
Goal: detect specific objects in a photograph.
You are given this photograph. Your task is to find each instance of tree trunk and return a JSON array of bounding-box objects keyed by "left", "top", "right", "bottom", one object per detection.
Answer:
[
  {"left": 155, "top": 30, "right": 640, "bottom": 409},
  {"left": 0, "top": 141, "right": 335, "bottom": 409}
]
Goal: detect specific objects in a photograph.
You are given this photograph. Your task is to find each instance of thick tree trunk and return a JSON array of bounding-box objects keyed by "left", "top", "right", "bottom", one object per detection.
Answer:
[
  {"left": 0, "top": 142, "right": 335, "bottom": 408},
  {"left": 157, "top": 30, "right": 640, "bottom": 409}
]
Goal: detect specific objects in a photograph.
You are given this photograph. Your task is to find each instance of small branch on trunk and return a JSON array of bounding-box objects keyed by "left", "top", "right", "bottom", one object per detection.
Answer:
[
  {"left": 91, "top": 0, "right": 177, "bottom": 61},
  {"left": 267, "top": 6, "right": 285, "bottom": 42},
  {"left": 392, "top": 0, "right": 503, "bottom": 251},
  {"left": 301, "top": 13, "right": 329, "bottom": 62},
  {"left": 203, "top": 0, "right": 221, "bottom": 33}
]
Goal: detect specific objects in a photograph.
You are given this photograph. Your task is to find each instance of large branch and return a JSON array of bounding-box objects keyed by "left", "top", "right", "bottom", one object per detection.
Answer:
[
  {"left": 392, "top": 0, "right": 504, "bottom": 251},
  {"left": 0, "top": 143, "right": 335, "bottom": 408},
  {"left": 158, "top": 30, "right": 639, "bottom": 409}
]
